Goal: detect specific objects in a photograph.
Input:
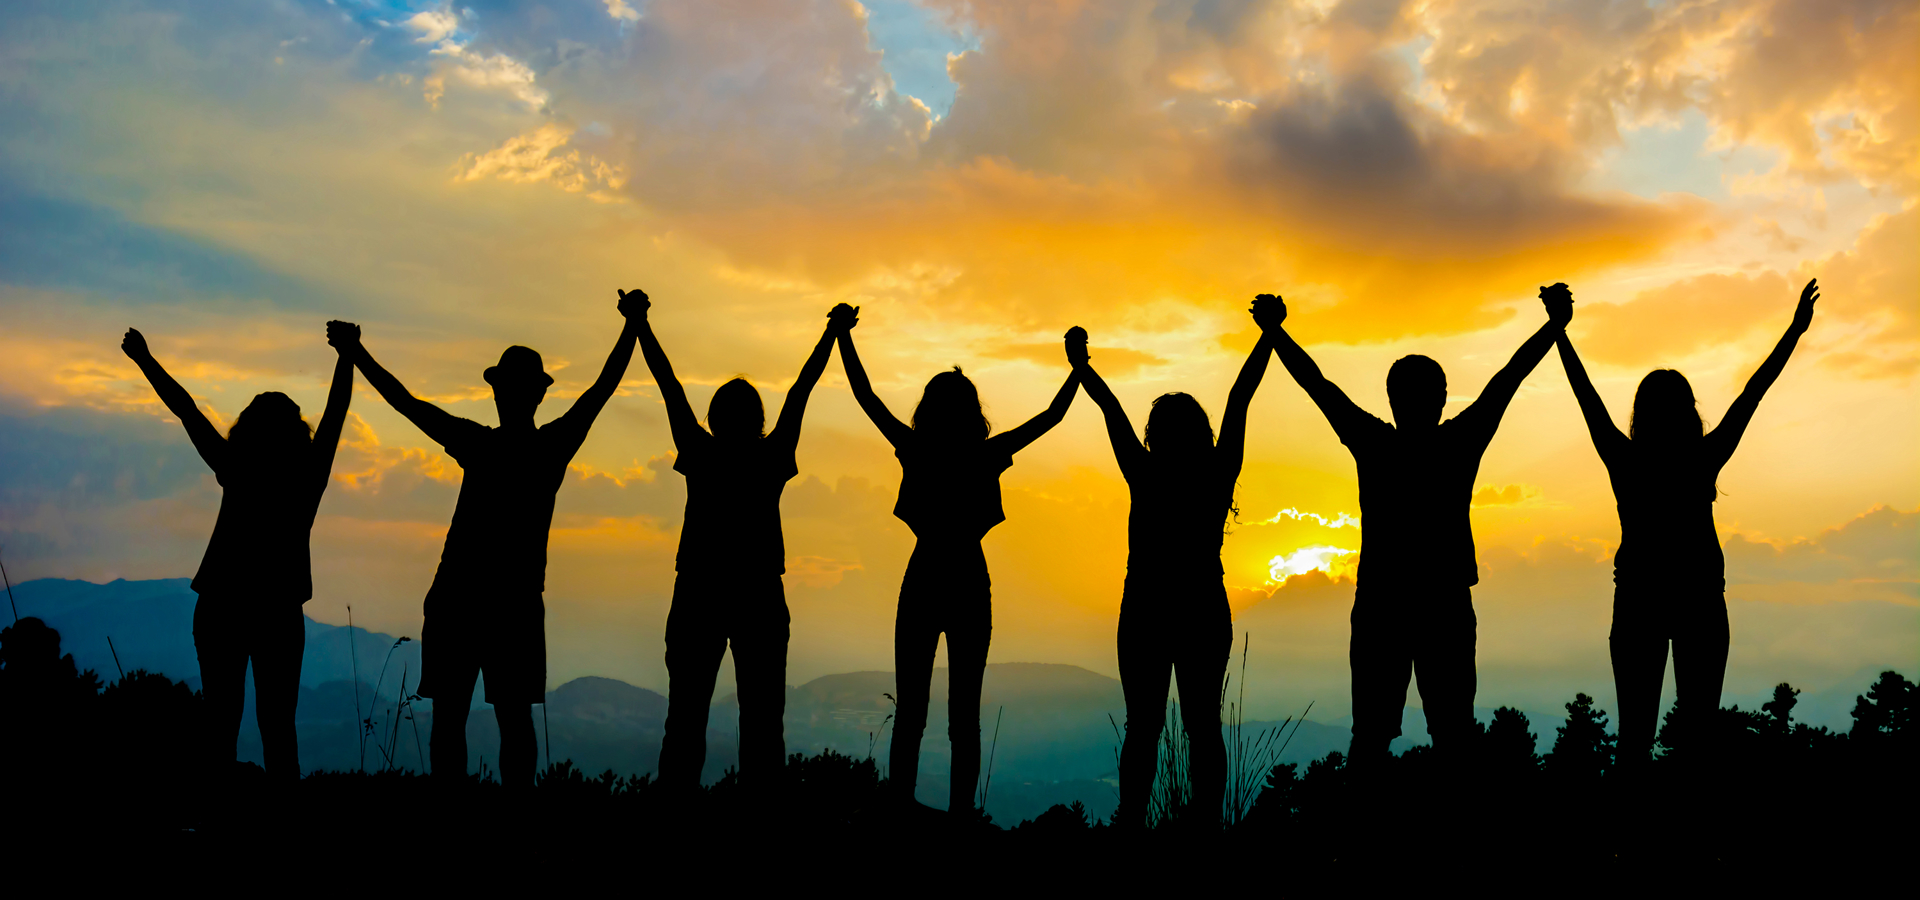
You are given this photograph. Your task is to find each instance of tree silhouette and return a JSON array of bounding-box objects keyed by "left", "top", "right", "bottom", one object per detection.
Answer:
[{"left": 1546, "top": 693, "right": 1614, "bottom": 781}]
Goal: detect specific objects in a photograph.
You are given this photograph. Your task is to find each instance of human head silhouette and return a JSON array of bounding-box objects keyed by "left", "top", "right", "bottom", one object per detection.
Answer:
[
  {"left": 911, "top": 368, "right": 989, "bottom": 440},
  {"left": 708, "top": 377, "right": 766, "bottom": 439},
  {"left": 484, "top": 345, "right": 552, "bottom": 424},
  {"left": 1630, "top": 369, "right": 1703, "bottom": 442},
  {"left": 226, "top": 391, "right": 313, "bottom": 454},
  {"left": 1386, "top": 355, "right": 1447, "bottom": 430},
  {"left": 1143, "top": 392, "right": 1214, "bottom": 457}
]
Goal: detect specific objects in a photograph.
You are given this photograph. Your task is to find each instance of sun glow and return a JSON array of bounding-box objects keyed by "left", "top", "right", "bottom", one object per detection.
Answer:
[{"left": 1266, "top": 545, "right": 1359, "bottom": 584}]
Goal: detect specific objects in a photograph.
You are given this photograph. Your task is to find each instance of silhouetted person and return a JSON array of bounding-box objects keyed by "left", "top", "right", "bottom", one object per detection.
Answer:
[
  {"left": 1255, "top": 289, "right": 1570, "bottom": 765},
  {"left": 639, "top": 296, "right": 851, "bottom": 793},
  {"left": 121, "top": 324, "right": 355, "bottom": 782},
  {"left": 331, "top": 294, "right": 641, "bottom": 788},
  {"left": 837, "top": 308, "right": 1079, "bottom": 818},
  {"left": 1555, "top": 279, "right": 1819, "bottom": 771},
  {"left": 1067, "top": 320, "right": 1274, "bottom": 828}
]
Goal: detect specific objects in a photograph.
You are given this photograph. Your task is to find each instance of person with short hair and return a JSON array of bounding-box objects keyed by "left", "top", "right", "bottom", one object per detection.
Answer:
[
  {"left": 331, "top": 292, "right": 642, "bottom": 788},
  {"left": 1255, "top": 287, "right": 1570, "bottom": 764},
  {"left": 636, "top": 295, "right": 851, "bottom": 792},
  {"left": 121, "top": 322, "right": 356, "bottom": 782}
]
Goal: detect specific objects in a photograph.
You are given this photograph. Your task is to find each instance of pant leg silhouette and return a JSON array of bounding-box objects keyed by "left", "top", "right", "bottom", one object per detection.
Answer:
[
  {"left": 1118, "top": 581, "right": 1231, "bottom": 827},
  {"left": 494, "top": 701, "right": 536, "bottom": 787},
  {"left": 1613, "top": 587, "right": 1729, "bottom": 766},
  {"left": 428, "top": 657, "right": 479, "bottom": 782},
  {"left": 1174, "top": 615, "right": 1230, "bottom": 824},
  {"left": 251, "top": 605, "right": 306, "bottom": 781},
  {"left": 889, "top": 542, "right": 991, "bottom": 810},
  {"left": 1350, "top": 587, "right": 1476, "bottom": 760},
  {"left": 944, "top": 611, "right": 990, "bottom": 815},
  {"left": 890, "top": 603, "right": 938, "bottom": 804},
  {"left": 193, "top": 596, "right": 248, "bottom": 776},
  {"left": 658, "top": 575, "right": 729, "bottom": 789},
  {"left": 1117, "top": 614, "right": 1172, "bottom": 826}
]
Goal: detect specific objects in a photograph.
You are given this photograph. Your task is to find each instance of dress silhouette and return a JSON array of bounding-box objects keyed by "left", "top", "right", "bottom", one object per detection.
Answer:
[
  {"left": 1067, "top": 321, "right": 1273, "bottom": 828},
  {"left": 1554, "top": 279, "right": 1819, "bottom": 769},
  {"left": 640, "top": 296, "right": 849, "bottom": 792},
  {"left": 836, "top": 307, "right": 1079, "bottom": 816},
  {"left": 332, "top": 294, "right": 641, "bottom": 787},
  {"left": 121, "top": 323, "right": 355, "bottom": 781},
  {"left": 1256, "top": 290, "right": 1570, "bottom": 762}
]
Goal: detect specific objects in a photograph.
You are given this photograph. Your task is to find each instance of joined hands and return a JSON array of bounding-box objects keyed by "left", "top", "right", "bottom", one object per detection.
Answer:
[
  {"left": 618, "top": 288, "right": 650, "bottom": 321},
  {"left": 1251, "top": 293, "right": 1287, "bottom": 332},
  {"left": 1539, "top": 283, "right": 1574, "bottom": 327},
  {"left": 1063, "top": 326, "right": 1089, "bottom": 366},
  {"left": 828, "top": 303, "right": 860, "bottom": 335}
]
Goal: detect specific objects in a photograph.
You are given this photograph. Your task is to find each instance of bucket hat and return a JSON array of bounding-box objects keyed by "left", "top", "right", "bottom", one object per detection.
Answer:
[{"left": 483, "top": 345, "right": 555, "bottom": 388}]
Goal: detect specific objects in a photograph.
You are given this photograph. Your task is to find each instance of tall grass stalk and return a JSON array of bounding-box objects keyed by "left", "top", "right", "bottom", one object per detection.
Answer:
[
  {"left": 347, "top": 605, "right": 363, "bottom": 771},
  {"left": 979, "top": 705, "right": 1004, "bottom": 813},
  {"left": 2, "top": 545, "right": 18, "bottom": 623},
  {"left": 1146, "top": 697, "right": 1191, "bottom": 829},
  {"left": 1221, "top": 635, "right": 1313, "bottom": 826}
]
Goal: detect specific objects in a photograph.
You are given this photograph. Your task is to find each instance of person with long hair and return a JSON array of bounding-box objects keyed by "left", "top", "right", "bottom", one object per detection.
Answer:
[
  {"left": 121, "top": 322, "right": 356, "bottom": 782},
  {"left": 638, "top": 296, "right": 851, "bottom": 794},
  {"left": 330, "top": 292, "right": 642, "bottom": 789},
  {"left": 1554, "top": 278, "right": 1819, "bottom": 770},
  {"left": 836, "top": 306, "right": 1079, "bottom": 818},
  {"left": 1257, "top": 288, "right": 1570, "bottom": 769},
  {"left": 1065, "top": 317, "right": 1273, "bottom": 828}
]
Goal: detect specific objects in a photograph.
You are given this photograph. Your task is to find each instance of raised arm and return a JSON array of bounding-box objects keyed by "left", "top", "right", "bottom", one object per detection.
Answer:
[
  {"left": 835, "top": 324, "right": 913, "bottom": 449},
  {"left": 987, "top": 365, "right": 1079, "bottom": 457},
  {"left": 1065, "top": 327, "right": 1146, "bottom": 475},
  {"left": 122, "top": 328, "right": 227, "bottom": 471},
  {"left": 328, "top": 322, "right": 474, "bottom": 450},
  {"left": 1455, "top": 285, "right": 1571, "bottom": 440},
  {"left": 1215, "top": 330, "right": 1276, "bottom": 478},
  {"left": 1707, "top": 278, "right": 1817, "bottom": 461},
  {"left": 310, "top": 322, "right": 358, "bottom": 486},
  {"left": 550, "top": 291, "right": 644, "bottom": 451},
  {"left": 1252, "top": 295, "right": 1375, "bottom": 440},
  {"left": 1554, "top": 331, "right": 1627, "bottom": 461},
  {"left": 630, "top": 290, "right": 711, "bottom": 452},
  {"left": 767, "top": 305, "right": 853, "bottom": 452}
]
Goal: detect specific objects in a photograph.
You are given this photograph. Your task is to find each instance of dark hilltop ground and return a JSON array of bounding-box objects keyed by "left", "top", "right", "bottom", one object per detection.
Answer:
[{"left": 1, "top": 580, "right": 1914, "bottom": 875}]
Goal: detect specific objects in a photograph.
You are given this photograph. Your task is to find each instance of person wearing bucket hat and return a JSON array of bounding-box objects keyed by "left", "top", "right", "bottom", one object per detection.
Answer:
[
  {"left": 330, "top": 289, "right": 645, "bottom": 789},
  {"left": 120, "top": 320, "right": 357, "bottom": 789},
  {"left": 635, "top": 296, "right": 854, "bottom": 800}
]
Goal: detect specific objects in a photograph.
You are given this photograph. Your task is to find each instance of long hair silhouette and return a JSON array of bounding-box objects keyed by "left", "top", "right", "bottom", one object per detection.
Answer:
[
  {"left": 708, "top": 377, "right": 767, "bottom": 439},
  {"left": 910, "top": 367, "right": 991, "bottom": 439},
  {"left": 1555, "top": 278, "right": 1819, "bottom": 775},
  {"left": 225, "top": 392, "right": 315, "bottom": 448},
  {"left": 120, "top": 324, "right": 357, "bottom": 788},
  {"left": 1143, "top": 392, "right": 1213, "bottom": 456},
  {"left": 837, "top": 313, "right": 1078, "bottom": 819},
  {"left": 1629, "top": 369, "right": 1705, "bottom": 442}
]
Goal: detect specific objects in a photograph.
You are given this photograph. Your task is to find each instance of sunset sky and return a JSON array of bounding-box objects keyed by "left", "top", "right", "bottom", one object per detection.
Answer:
[{"left": 1, "top": 0, "right": 1913, "bottom": 723}]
